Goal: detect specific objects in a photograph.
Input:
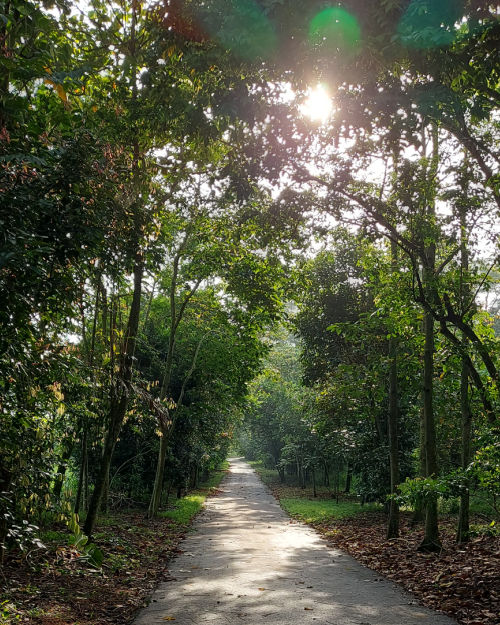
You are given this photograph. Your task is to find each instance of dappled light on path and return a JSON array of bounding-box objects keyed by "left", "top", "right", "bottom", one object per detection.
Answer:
[{"left": 134, "top": 459, "right": 456, "bottom": 625}]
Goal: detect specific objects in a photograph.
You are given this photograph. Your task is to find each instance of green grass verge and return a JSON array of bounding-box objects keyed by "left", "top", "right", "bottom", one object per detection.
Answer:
[
  {"left": 280, "top": 497, "right": 380, "bottom": 523},
  {"left": 248, "top": 460, "right": 381, "bottom": 523},
  {"left": 247, "top": 462, "right": 278, "bottom": 484},
  {"left": 159, "top": 463, "right": 228, "bottom": 526},
  {"left": 160, "top": 494, "right": 206, "bottom": 524}
]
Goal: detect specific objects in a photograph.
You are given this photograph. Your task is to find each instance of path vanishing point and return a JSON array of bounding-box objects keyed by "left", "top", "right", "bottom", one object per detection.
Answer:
[{"left": 134, "top": 458, "right": 457, "bottom": 625}]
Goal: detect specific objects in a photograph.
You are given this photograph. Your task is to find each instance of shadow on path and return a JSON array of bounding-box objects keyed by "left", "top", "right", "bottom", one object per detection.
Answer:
[{"left": 134, "top": 458, "right": 457, "bottom": 625}]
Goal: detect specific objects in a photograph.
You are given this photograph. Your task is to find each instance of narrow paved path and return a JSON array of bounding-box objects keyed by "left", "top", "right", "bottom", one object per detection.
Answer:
[{"left": 134, "top": 459, "right": 456, "bottom": 625}]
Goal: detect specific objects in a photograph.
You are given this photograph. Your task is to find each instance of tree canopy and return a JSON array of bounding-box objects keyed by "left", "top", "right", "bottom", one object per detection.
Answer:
[{"left": 1, "top": 0, "right": 498, "bottom": 588}]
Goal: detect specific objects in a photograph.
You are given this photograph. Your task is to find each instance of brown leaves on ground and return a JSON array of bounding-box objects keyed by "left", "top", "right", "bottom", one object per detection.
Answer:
[
  {"left": 267, "top": 481, "right": 499, "bottom": 625},
  {"left": 1, "top": 512, "right": 186, "bottom": 625},
  {"left": 315, "top": 513, "right": 499, "bottom": 625}
]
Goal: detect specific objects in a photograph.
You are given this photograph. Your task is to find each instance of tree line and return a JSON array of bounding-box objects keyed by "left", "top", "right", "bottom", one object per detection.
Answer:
[{"left": 1, "top": 0, "right": 498, "bottom": 558}]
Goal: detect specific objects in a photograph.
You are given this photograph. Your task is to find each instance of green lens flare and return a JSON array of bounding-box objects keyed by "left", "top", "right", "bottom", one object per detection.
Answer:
[
  {"left": 200, "top": 0, "right": 277, "bottom": 60},
  {"left": 308, "top": 7, "right": 361, "bottom": 57},
  {"left": 398, "top": 0, "right": 464, "bottom": 49}
]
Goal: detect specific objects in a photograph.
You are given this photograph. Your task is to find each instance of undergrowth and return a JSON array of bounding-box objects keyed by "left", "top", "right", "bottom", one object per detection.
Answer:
[{"left": 159, "top": 464, "right": 228, "bottom": 526}]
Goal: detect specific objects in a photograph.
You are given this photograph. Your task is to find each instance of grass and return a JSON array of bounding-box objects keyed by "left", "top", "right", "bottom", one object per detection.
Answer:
[
  {"left": 250, "top": 460, "right": 499, "bottom": 529},
  {"left": 248, "top": 460, "right": 381, "bottom": 523},
  {"left": 160, "top": 494, "right": 206, "bottom": 524},
  {"left": 280, "top": 497, "right": 381, "bottom": 523},
  {"left": 159, "top": 463, "right": 228, "bottom": 526},
  {"left": 247, "top": 462, "right": 279, "bottom": 484}
]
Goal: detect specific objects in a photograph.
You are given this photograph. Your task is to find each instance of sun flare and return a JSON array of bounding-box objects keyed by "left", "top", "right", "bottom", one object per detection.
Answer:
[{"left": 300, "top": 84, "right": 333, "bottom": 123}]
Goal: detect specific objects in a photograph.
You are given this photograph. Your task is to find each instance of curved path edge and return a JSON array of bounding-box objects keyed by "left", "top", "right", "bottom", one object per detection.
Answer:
[{"left": 134, "top": 458, "right": 457, "bottom": 625}]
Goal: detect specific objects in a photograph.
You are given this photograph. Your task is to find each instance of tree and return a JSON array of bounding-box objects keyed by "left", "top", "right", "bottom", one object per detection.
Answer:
[{"left": 139, "top": 286, "right": 266, "bottom": 515}]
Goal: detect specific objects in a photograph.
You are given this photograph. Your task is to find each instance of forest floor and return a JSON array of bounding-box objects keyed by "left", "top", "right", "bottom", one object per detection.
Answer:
[
  {"left": 0, "top": 468, "right": 227, "bottom": 625},
  {"left": 2, "top": 463, "right": 498, "bottom": 625},
  {"left": 260, "top": 475, "right": 500, "bottom": 625}
]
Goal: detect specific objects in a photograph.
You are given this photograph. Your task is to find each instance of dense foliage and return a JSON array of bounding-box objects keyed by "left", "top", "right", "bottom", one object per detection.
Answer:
[{"left": 0, "top": 0, "right": 498, "bottom": 577}]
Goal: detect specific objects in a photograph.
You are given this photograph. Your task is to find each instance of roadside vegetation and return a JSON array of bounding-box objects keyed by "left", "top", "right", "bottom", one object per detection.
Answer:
[
  {"left": 1, "top": 465, "right": 228, "bottom": 625},
  {"left": 1, "top": 1, "right": 498, "bottom": 624}
]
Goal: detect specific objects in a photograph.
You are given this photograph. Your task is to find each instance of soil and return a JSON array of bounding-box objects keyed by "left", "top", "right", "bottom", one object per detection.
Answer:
[{"left": 1, "top": 511, "right": 189, "bottom": 625}]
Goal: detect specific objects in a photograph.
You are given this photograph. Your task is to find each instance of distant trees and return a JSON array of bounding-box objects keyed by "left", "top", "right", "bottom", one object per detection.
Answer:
[{"left": 240, "top": 225, "right": 498, "bottom": 545}]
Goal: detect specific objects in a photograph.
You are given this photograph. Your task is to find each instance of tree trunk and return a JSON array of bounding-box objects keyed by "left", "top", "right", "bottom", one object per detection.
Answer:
[
  {"left": 53, "top": 441, "right": 75, "bottom": 500},
  {"left": 148, "top": 256, "right": 202, "bottom": 517},
  {"left": 0, "top": 467, "right": 12, "bottom": 563},
  {"left": 418, "top": 124, "right": 441, "bottom": 553},
  {"left": 164, "top": 480, "right": 172, "bottom": 506},
  {"left": 456, "top": 200, "right": 472, "bottom": 544},
  {"left": 83, "top": 256, "right": 143, "bottom": 537},
  {"left": 456, "top": 356, "right": 472, "bottom": 543},
  {"left": 344, "top": 463, "right": 352, "bottom": 494},
  {"left": 387, "top": 240, "right": 400, "bottom": 539},
  {"left": 418, "top": 300, "right": 441, "bottom": 551},
  {"left": 191, "top": 463, "right": 199, "bottom": 489},
  {"left": 83, "top": 396, "right": 125, "bottom": 535},
  {"left": 75, "top": 427, "right": 88, "bottom": 515},
  {"left": 312, "top": 467, "right": 317, "bottom": 498},
  {"left": 411, "top": 405, "right": 426, "bottom": 525},
  {"left": 148, "top": 431, "right": 168, "bottom": 519},
  {"left": 101, "top": 466, "right": 109, "bottom": 514},
  {"left": 277, "top": 466, "right": 285, "bottom": 483},
  {"left": 386, "top": 335, "right": 400, "bottom": 538}
]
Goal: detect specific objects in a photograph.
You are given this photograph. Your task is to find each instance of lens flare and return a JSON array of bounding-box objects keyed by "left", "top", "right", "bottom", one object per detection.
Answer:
[
  {"left": 308, "top": 7, "right": 361, "bottom": 57},
  {"left": 199, "top": 0, "right": 277, "bottom": 60},
  {"left": 398, "top": 0, "right": 464, "bottom": 48}
]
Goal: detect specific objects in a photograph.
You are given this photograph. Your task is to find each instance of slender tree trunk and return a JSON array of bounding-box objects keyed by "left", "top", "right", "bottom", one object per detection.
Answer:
[
  {"left": 53, "top": 441, "right": 75, "bottom": 500},
  {"left": 83, "top": 449, "right": 89, "bottom": 511},
  {"left": 312, "top": 467, "right": 317, "bottom": 498},
  {"left": 147, "top": 249, "right": 201, "bottom": 518},
  {"left": 456, "top": 355, "right": 472, "bottom": 543},
  {"left": 148, "top": 432, "right": 168, "bottom": 518},
  {"left": 164, "top": 480, "right": 172, "bottom": 506},
  {"left": 192, "top": 464, "right": 198, "bottom": 489},
  {"left": 0, "top": 467, "right": 12, "bottom": 563},
  {"left": 83, "top": 0, "right": 144, "bottom": 536},
  {"left": 457, "top": 199, "right": 472, "bottom": 544},
  {"left": 418, "top": 297, "right": 441, "bottom": 551},
  {"left": 101, "top": 466, "right": 109, "bottom": 514},
  {"left": 75, "top": 427, "right": 88, "bottom": 515},
  {"left": 418, "top": 124, "right": 441, "bottom": 552},
  {"left": 83, "top": 257, "right": 144, "bottom": 537},
  {"left": 387, "top": 335, "right": 400, "bottom": 538},
  {"left": 411, "top": 405, "right": 426, "bottom": 525},
  {"left": 387, "top": 240, "right": 400, "bottom": 539},
  {"left": 344, "top": 463, "right": 352, "bottom": 494}
]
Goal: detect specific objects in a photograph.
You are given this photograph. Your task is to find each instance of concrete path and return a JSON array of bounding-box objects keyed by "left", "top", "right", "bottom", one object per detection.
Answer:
[{"left": 134, "top": 458, "right": 456, "bottom": 625}]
